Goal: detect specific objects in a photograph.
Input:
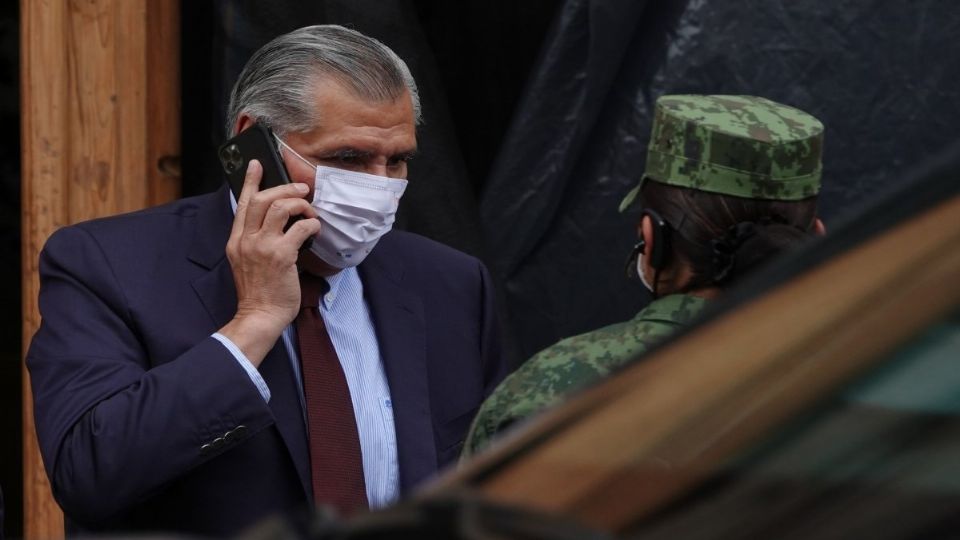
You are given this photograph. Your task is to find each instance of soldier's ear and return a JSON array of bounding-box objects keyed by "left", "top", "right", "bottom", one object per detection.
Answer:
[
  {"left": 813, "top": 218, "right": 826, "bottom": 236},
  {"left": 641, "top": 210, "right": 670, "bottom": 269},
  {"left": 637, "top": 216, "right": 657, "bottom": 287}
]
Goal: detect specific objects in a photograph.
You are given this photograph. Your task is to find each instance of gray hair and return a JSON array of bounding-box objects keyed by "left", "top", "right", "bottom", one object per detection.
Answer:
[{"left": 225, "top": 24, "right": 422, "bottom": 137}]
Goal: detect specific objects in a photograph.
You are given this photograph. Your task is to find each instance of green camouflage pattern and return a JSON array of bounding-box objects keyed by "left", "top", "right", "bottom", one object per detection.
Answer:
[
  {"left": 461, "top": 294, "right": 707, "bottom": 459},
  {"left": 620, "top": 94, "right": 824, "bottom": 210}
]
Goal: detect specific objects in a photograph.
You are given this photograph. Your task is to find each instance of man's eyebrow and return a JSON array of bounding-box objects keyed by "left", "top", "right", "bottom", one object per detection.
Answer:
[
  {"left": 317, "top": 147, "right": 418, "bottom": 162},
  {"left": 321, "top": 147, "right": 372, "bottom": 159},
  {"left": 393, "top": 149, "right": 418, "bottom": 160}
]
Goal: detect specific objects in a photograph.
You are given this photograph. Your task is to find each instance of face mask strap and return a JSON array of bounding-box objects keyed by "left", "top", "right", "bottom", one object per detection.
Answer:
[{"left": 273, "top": 134, "right": 317, "bottom": 171}]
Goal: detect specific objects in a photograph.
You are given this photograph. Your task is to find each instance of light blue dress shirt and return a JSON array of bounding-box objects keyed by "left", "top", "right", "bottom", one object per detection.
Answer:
[{"left": 212, "top": 193, "right": 399, "bottom": 508}]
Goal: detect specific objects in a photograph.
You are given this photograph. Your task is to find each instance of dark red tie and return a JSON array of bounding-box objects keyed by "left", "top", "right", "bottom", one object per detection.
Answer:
[{"left": 295, "top": 273, "right": 368, "bottom": 515}]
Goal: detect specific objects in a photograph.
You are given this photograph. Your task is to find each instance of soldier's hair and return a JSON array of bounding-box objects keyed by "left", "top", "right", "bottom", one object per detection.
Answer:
[
  {"left": 225, "top": 24, "right": 422, "bottom": 137},
  {"left": 641, "top": 180, "right": 818, "bottom": 290}
]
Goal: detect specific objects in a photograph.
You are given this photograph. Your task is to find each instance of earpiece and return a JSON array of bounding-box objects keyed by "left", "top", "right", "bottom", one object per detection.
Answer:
[
  {"left": 642, "top": 208, "right": 671, "bottom": 270},
  {"left": 625, "top": 239, "right": 646, "bottom": 278}
]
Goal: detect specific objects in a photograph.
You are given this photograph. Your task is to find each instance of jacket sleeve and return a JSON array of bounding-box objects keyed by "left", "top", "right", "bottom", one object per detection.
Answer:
[{"left": 26, "top": 225, "right": 276, "bottom": 525}]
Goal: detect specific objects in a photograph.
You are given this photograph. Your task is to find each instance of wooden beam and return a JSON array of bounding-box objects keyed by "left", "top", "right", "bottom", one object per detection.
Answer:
[{"left": 20, "top": 0, "right": 180, "bottom": 537}]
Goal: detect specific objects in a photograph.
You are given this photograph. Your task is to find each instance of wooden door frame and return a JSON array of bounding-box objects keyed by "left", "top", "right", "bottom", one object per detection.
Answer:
[{"left": 20, "top": 1, "right": 180, "bottom": 536}]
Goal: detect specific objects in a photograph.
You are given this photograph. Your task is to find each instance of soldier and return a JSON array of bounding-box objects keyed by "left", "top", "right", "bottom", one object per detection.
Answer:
[{"left": 463, "top": 94, "right": 827, "bottom": 457}]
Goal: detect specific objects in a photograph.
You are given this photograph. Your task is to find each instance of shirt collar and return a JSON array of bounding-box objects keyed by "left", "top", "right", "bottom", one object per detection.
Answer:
[
  {"left": 313, "top": 268, "right": 351, "bottom": 310},
  {"left": 635, "top": 294, "right": 708, "bottom": 325}
]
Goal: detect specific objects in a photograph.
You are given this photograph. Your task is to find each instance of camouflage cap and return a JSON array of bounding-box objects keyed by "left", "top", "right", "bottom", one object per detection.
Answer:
[{"left": 620, "top": 95, "right": 824, "bottom": 210}]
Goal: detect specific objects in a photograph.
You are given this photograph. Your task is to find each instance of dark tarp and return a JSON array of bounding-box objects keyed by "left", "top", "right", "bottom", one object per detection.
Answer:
[{"left": 480, "top": 0, "right": 960, "bottom": 359}]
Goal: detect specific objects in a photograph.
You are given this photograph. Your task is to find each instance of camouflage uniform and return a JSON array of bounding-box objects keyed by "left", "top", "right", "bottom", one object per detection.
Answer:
[
  {"left": 464, "top": 95, "right": 825, "bottom": 458},
  {"left": 462, "top": 294, "right": 706, "bottom": 458}
]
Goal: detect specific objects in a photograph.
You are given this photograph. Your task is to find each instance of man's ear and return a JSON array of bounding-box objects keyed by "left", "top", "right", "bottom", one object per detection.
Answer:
[
  {"left": 813, "top": 218, "right": 826, "bottom": 236},
  {"left": 233, "top": 114, "right": 255, "bottom": 136}
]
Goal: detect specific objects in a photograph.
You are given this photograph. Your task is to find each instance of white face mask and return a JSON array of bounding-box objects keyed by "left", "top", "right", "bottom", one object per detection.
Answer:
[
  {"left": 277, "top": 137, "right": 408, "bottom": 268},
  {"left": 309, "top": 166, "right": 407, "bottom": 268}
]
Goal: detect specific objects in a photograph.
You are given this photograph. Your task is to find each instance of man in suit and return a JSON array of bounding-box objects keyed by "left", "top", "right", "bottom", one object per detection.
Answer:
[{"left": 27, "top": 25, "right": 507, "bottom": 536}]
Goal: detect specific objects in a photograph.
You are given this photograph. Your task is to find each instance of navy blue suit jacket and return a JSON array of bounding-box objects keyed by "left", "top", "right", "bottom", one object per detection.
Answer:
[{"left": 27, "top": 185, "right": 507, "bottom": 536}]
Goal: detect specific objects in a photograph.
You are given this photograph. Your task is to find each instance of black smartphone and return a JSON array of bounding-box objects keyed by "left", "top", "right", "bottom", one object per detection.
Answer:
[
  {"left": 218, "top": 122, "right": 292, "bottom": 200},
  {"left": 218, "top": 123, "right": 312, "bottom": 249}
]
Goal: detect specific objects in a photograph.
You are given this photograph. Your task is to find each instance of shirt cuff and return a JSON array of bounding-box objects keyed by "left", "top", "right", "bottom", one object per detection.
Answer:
[{"left": 211, "top": 332, "right": 271, "bottom": 402}]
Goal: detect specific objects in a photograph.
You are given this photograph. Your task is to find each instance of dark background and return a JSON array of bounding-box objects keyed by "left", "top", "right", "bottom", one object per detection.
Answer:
[
  {"left": 1, "top": 1, "right": 20, "bottom": 537},
  {"left": 3, "top": 0, "right": 960, "bottom": 537}
]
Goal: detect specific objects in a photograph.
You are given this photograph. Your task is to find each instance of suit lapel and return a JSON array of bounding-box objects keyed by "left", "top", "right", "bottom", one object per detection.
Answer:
[
  {"left": 257, "top": 341, "right": 312, "bottom": 500},
  {"left": 187, "top": 185, "right": 312, "bottom": 500},
  {"left": 359, "top": 243, "right": 436, "bottom": 492}
]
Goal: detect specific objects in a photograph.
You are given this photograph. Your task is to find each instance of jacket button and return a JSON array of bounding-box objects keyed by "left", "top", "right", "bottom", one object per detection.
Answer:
[
  {"left": 200, "top": 443, "right": 212, "bottom": 455},
  {"left": 224, "top": 424, "right": 248, "bottom": 444},
  {"left": 210, "top": 437, "right": 226, "bottom": 451}
]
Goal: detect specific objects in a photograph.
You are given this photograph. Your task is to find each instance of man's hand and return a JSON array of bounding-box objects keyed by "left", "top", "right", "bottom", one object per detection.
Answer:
[{"left": 218, "top": 160, "right": 322, "bottom": 366}]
